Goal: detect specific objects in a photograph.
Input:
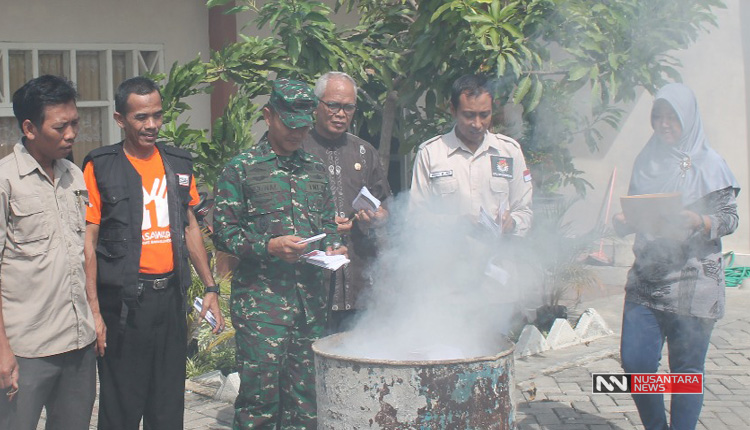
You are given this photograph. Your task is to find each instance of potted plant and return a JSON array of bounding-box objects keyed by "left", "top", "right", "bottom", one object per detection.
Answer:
[{"left": 516, "top": 197, "right": 602, "bottom": 333}]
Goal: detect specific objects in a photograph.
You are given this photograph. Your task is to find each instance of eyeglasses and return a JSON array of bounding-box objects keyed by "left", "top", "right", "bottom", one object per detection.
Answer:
[{"left": 320, "top": 100, "right": 356, "bottom": 114}]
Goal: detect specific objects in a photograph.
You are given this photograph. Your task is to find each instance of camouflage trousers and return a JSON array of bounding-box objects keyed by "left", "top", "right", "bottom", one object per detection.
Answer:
[{"left": 231, "top": 312, "right": 324, "bottom": 430}]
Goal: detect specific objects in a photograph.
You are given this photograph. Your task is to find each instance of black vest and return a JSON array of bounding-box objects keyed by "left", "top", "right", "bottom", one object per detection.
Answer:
[{"left": 83, "top": 142, "right": 194, "bottom": 307}]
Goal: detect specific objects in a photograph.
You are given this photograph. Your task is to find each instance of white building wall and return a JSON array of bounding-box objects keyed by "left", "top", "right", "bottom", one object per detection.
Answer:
[
  {"left": 568, "top": 0, "right": 750, "bottom": 259},
  {"left": 0, "top": 0, "right": 212, "bottom": 132}
]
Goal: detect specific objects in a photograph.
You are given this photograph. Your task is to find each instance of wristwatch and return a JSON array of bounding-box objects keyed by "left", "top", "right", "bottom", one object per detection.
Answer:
[{"left": 204, "top": 285, "right": 220, "bottom": 294}]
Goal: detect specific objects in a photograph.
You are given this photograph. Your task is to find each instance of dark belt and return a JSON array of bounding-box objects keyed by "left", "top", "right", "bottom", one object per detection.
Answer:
[{"left": 138, "top": 273, "right": 174, "bottom": 290}]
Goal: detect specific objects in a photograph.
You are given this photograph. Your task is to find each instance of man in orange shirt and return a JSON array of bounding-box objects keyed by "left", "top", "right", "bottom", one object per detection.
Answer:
[{"left": 83, "top": 77, "right": 223, "bottom": 430}]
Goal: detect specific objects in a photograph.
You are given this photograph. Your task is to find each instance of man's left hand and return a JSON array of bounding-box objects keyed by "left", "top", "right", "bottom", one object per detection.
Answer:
[
  {"left": 354, "top": 207, "right": 388, "bottom": 232},
  {"left": 200, "top": 292, "right": 225, "bottom": 334},
  {"left": 326, "top": 245, "right": 348, "bottom": 257},
  {"left": 500, "top": 210, "right": 516, "bottom": 233}
]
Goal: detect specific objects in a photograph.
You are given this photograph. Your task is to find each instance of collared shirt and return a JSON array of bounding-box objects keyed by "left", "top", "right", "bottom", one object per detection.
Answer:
[
  {"left": 410, "top": 128, "right": 533, "bottom": 235},
  {"left": 302, "top": 129, "right": 392, "bottom": 310},
  {"left": 0, "top": 140, "right": 95, "bottom": 358},
  {"left": 213, "top": 134, "right": 341, "bottom": 327}
]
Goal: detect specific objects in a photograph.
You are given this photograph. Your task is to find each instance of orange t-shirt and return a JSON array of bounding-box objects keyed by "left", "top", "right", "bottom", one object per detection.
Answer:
[{"left": 84, "top": 149, "right": 199, "bottom": 274}]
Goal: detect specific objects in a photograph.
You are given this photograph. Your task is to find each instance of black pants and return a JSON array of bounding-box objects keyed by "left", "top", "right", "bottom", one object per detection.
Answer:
[{"left": 97, "top": 278, "right": 187, "bottom": 430}]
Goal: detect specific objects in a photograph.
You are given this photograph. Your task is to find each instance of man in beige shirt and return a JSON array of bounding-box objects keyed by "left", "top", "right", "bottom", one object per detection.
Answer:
[
  {"left": 410, "top": 74, "right": 532, "bottom": 235},
  {"left": 409, "top": 74, "right": 533, "bottom": 324},
  {"left": 0, "top": 75, "right": 96, "bottom": 430}
]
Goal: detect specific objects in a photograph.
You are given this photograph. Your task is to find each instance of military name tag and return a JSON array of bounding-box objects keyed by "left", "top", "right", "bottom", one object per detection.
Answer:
[
  {"left": 429, "top": 170, "right": 453, "bottom": 179},
  {"left": 249, "top": 183, "right": 281, "bottom": 194},
  {"left": 491, "top": 156, "right": 513, "bottom": 179},
  {"left": 307, "top": 182, "right": 326, "bottom": 192}
]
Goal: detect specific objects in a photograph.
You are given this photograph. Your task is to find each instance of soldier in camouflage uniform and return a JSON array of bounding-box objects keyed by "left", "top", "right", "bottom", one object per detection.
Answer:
[{"left": 212, "top": 79, "right": 346, "bottom": 430}]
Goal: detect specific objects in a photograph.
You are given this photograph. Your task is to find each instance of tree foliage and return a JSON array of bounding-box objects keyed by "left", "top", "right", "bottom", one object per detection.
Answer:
[{"left": 161, "top": 0, "right": 724, "bottom": 194}]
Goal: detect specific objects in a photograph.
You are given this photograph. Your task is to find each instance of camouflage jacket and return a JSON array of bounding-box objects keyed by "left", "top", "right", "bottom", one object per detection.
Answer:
[{"left": 213, "top": 134, "right": 340, "bottom": 326}]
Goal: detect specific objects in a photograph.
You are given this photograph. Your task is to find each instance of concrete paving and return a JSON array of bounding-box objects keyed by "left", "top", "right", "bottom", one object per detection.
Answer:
[
  {"left": 513, "top": 272, "right": 750, "bottom": 430},
  {"left": 37, "top": 267, "right": 750, "bottom": 429}
]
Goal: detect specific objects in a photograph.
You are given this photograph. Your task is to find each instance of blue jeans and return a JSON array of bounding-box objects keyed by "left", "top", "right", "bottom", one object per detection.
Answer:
[{"left": 620, "top": 301, "right": 715, "bottom": 430}]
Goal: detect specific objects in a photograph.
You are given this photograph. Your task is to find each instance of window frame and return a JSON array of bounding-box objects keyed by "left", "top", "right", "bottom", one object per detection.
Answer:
[{"left": 0, "top": 42, "right": 164, "bottom": 149}]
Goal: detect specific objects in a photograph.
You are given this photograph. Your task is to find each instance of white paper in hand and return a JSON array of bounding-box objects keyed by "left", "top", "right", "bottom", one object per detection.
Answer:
[
  {"left": 352, "top": 186, "right": 381, "bottom": 212},
  {"left": 193, "top": 297, "right": 219, "bottom": 330},
  {"left": 301, "top": 250, "right": 350, "bottom": 271},
  {"left": 479, "top": 206, "right": 502, "bottom": 238}
]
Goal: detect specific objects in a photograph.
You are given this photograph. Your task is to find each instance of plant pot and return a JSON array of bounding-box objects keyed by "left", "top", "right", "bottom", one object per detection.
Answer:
[{"left": 535, "top": 305, "right": 568, "bottom": 333}]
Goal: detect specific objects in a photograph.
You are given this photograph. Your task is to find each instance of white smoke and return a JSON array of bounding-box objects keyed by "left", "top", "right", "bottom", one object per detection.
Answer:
[{"left": 325, "top": 192, "right": 520, "bottom": 361}]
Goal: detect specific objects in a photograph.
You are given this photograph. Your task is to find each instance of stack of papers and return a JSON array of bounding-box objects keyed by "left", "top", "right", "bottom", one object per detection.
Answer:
[
  {"left": 479, "top": 206, "right": 502, "bottom": 238},
  {"left": 302, "top": 250, "right": 350, "bottom": 271},
  {"left": 352, "top": 186, "right": 381, "bottom": 212}
]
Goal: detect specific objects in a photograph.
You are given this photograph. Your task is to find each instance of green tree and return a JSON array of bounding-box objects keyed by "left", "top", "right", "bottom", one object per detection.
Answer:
[
  {"left": 160, "top": 0, "right": 724, "bottom": 195},
  {"left": 337, "top": 0, "right": 724, "bottom": 194}
]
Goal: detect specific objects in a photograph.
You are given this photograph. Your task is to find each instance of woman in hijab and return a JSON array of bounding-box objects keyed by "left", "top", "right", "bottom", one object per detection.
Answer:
[{"left": 613, "top": 83, "right": 740, "bottom": 430}]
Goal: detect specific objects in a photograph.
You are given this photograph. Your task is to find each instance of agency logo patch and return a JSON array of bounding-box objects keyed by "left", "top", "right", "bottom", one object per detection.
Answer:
[
  {"left": 177, "top": 174, "right": 190, "bottom": 187},
  {"left": 491, "top": 156, "right": 513, "bottom": 179}
]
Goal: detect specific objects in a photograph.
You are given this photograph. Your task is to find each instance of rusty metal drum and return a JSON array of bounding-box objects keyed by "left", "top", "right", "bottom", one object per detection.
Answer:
[{"left": 313, "top": 333, "right": 515, "bottom": 430}]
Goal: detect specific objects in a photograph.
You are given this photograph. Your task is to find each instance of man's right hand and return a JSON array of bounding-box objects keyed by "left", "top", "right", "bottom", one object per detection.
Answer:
[
  {"left": 335, "top": 216, "right": 353, "bottom": 234},
  {"left": 268, "top": 236, "right": 309, "bottom": 263},
  {"left": 93, "top": 312, "right": 107, "bottom": 357},
  {"left": 0, "top": 341, "right": 19, "bottom": 397}
]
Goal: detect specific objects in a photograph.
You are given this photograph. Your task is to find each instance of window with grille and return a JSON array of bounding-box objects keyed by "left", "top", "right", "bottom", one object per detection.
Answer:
[{"left": 0, "top": 43, "right": 164, "bottom": 165}]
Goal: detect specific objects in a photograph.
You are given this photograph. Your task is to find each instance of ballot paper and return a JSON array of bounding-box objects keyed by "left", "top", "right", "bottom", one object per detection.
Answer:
[
  {"left": 295, "top": 233, "right": 326, "bottom": 245},
  {"left": 352, "top": 186, "right": 381, "bottom": 212},
  {"left": 479, "top": 206, "right": 502, "bottom": 238},
  {"left": 302, "top": 250, "right": 350, "bottom": 271},
  {"left": 193, "top": 297, "right": 219, "bottom": 330}
]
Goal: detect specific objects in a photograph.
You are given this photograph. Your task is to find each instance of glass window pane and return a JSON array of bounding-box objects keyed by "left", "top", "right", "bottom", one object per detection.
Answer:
[
  {"left": 9, "top": 50, "right": 31, "bottom": 95},
  {"left": 76, "top": 51, "right": 102, "bottom": 101},
  {"left": 112, "top": 51, "right": 128, "bottom": 94},
  {"left": 72, "top": 107, "right": 104, "bottom": 166},
  {"left": 39, "top": 51, "right": 67, "bottom": 77}
]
